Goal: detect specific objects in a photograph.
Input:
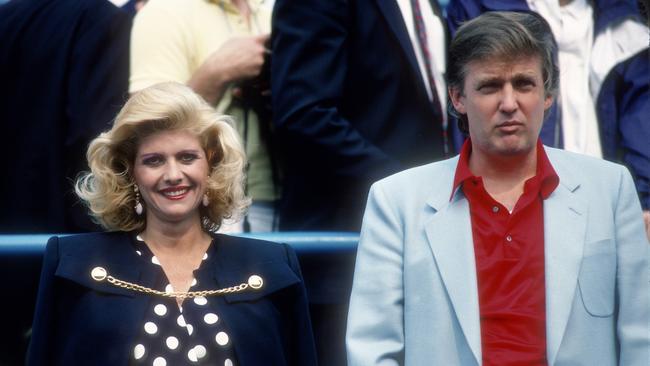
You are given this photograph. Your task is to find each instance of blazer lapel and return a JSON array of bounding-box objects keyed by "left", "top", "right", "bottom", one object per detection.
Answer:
[
  {"left": 374, "top": 0, "right": 430, "bottom": 98},
  {"left": 424, "top": 189, "right": 482, "bottom": 365},
  {"left": 543, "top": 158, "right": 587, "bottom": 365}
]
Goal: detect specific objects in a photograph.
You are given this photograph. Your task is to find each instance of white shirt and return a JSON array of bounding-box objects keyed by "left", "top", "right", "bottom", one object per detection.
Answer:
[
  {"left": 396, "top": 0, "right": 447, "bottom": 127},
  {"left": 528, "top": 0, "right": 648, "bottom": 158}
]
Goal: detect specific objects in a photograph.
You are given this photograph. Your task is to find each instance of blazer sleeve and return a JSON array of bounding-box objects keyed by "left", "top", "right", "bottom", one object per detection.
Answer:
[
  {"left": 613, "top": 166, "right": 650, "bottom": 364},
  {"left": 271, "top": 0, "right": 401, "bottom": 180},
  {"left": 26, "top": 236, "right": 61, "bottom": 365},
  {"left": 282, "top": 243, "right": 319, "bottom": 366},
  {"left": 346, "top": 182, "right": 405, "bottom": 365}
]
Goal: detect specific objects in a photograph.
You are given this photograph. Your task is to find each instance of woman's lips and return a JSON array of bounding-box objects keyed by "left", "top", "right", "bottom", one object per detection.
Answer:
[{"left": 159, "top": 187, "right": 190, "bottom": 200}]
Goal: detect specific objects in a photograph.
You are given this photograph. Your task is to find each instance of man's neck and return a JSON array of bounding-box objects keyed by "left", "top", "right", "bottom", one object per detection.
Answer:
[{"left": 469, "top": 146, "right": 538, "bottom": 211}]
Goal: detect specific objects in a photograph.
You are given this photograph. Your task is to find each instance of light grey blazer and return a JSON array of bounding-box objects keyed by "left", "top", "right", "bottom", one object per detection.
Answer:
[{"left": 346, "top": 147, "right": 650, "bottom": 366}]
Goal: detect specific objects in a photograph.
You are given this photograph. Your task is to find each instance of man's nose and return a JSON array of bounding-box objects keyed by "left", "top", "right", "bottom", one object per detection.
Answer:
[{"left": 499, "top": 85, "right": 518, "bottom": 113}]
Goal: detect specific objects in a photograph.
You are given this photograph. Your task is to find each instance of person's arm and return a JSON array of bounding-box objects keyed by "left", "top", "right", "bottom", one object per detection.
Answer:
[
  {"left": 130, "top": 0, "right": 268, "bottom": 105},
  {"left": 346, "top": 183, "right": 405, "bottom": 365},
  {"left": 187, "top": 34, "right": 269, "bottom": 105},
  {"left": 271, "top": 0, "right": 401, "bottom": 180},
  {"left": 26, "top": 237, "right": 61, "bottom": 365},
  {"left": 613, "top": 167, "right": 650, "bottom": 363}
]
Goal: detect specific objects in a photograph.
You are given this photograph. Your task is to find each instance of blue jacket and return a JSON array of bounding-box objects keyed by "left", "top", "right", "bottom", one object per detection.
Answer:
[
  {"left": 271, "top": 0, "right": 450, "bottom": 231},
  {"left": 598, "top": 48, "right": 650, "bottom": 210},
  {"left": 27, "top": 232, "right": 317, "bottom": 366}
]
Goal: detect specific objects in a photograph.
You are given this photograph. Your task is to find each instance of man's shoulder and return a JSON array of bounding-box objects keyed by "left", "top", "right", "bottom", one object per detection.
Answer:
[
  {"left": 544, "top": 146, "right": 625, "bottom": 176},
  {"left": 372, "top": 157, "right": 458, "bottom": 199}
]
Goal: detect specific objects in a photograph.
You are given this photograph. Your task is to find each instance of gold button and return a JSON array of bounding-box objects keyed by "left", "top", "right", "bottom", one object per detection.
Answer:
[
  {"left": 90, "top": 266, "right": 107, "bottom": 281},
  {"left": 247, "top": 275, "right": 263, "bottom": 289}
]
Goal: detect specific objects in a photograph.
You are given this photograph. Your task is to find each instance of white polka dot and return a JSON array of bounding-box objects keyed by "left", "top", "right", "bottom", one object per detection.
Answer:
[
  {"left": 133, "top": 344, "right": 145, "bottom": 359},
  {"left": 204, "top": 313, "right": 219, "bottom": 324},
  {"left": 165, "top": 284, "right": 174, "bottom": 294},
  {"left": 186, "top": 323, "right": 194, "bottom": 335},
  {"left": 194, "top": 296, "right": 207, "bottom": 306},
  {"left": 136, "top": 234, "right": 144, "bottom": 241},
  {"left": 202, "top": 253, "right": 208, "bottom": 260},
  {"left": 151, "top": 256, "right": 161, "bottom": 265},
  {"left": 144, "top": 321, "right": 158, "bottom": 335},
  {"left": 166, "top": 336, "right": 179, "bottom": 350},
  {"left": 215, "top": 331, "right": 229, "bottom": 346},
  {"left": 177, "top": 314, "right": 187, "bottom": 327},
  {"left": 136, "top": 250, "right": 142, "bottom": 256},
  {"left": 191, "top": 278, "right": 197, "bottom": 287},
  {"left": 154, "top": 304, "right": 167, "bottom": 316},
  {"left": 194, "top": 345, "right": 207, "bottom": 359},
  {"left": 224, "top": 359, "right": 233, "bottom": 366},
  {"left": 153, "top": 357, "right": 167, "bottom": 366},
  {"left": 187, "top": 348, "right": 198, "bottom": 362}
]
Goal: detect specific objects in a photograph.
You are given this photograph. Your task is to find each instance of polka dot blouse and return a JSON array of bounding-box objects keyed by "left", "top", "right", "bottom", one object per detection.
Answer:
[{"left": 129, "top": 234, "right": 238, "bottom": 366}]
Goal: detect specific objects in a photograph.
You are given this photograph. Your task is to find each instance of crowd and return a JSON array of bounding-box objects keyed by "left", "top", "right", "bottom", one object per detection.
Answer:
[{"left": 1, "top": 0, "right": 647, "bottom": 237}]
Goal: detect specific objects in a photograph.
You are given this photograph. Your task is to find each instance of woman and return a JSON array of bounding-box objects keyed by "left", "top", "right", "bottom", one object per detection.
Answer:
[{"left": 27, "top": 82, "right": 317, "bottom": 366}]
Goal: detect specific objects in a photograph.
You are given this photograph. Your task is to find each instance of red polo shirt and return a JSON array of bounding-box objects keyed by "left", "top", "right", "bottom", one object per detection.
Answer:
[{"left": 452, "top": 139, "right": 559, "bottom": 366}]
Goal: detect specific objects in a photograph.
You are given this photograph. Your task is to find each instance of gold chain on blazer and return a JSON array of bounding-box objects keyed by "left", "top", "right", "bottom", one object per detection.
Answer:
[{"left": 90, "top": 266, "right": 264, "bottom": 299}]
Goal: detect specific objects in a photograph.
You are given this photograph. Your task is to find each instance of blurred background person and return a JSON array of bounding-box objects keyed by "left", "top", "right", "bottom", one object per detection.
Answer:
[
  {"left": 27, "top": 82, "right": 317, "bottom": 365},
  {"left": 130, "top": 0, "right": 278, "bottom": 232},
  {"left": 0, "top": 0, "right": 132, "bottom": 233},
  {"left": 271, "top": 0, "right": 452, "bottom": 233}
]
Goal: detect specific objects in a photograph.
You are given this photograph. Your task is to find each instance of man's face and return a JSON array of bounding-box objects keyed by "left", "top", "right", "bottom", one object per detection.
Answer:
[{"left": 450, "top": 56, "right": 552, "bottom": 158}]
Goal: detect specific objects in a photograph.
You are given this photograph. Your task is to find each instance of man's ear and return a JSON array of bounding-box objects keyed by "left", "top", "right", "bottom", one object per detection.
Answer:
[
  {"left": 449, "top": 87, "right": 466, "bottom": 115},
  {"left": 544, "top": 94, "right": 553, "bottom": 110}
]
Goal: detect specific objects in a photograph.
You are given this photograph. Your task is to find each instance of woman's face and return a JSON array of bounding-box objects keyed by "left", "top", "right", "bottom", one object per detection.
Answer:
[{"left": 133, "top": 129, "right": 210, "bottom": 227}]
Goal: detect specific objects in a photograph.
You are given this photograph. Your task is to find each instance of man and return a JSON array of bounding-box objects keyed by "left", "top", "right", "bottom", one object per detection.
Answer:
[
  {"left": 272, "top": 0, "right": 450, "bottom": 231},
  {"left": 347, "top": 12, "right": 649, "bottom": 366},
  {"left": 130, "top": 0, "right": 277, "bottom": 232},
  {"left": 448, "top": 0, "right": 650, "bottom": 242}
]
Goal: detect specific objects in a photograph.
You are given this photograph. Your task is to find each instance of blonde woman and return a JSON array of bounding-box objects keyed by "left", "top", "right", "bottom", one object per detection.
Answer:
[{"left": 27, "top": 82, "right": 317, "bottom": 366}]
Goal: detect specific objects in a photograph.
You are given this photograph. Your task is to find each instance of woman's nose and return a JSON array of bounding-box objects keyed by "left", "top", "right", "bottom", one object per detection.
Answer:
[{"left": 163, "top": 161, "right": 183, "bottom": 184}]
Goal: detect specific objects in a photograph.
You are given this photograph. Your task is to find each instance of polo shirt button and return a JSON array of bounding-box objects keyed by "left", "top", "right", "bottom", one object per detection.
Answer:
[
  {"left": 506, "top": 235, "right": 513, "bottom": 242},
  {"left": 492, "top": 206, "right": 499, "bottom": 213}
]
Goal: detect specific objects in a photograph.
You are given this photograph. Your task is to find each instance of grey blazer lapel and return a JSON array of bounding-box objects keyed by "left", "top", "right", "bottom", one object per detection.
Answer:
[
  {"left": 424, "top": 189, "right": 482, "bottom": 365},
  {"left": 543, "top": 159, "right": 587, "bottom": 365}
]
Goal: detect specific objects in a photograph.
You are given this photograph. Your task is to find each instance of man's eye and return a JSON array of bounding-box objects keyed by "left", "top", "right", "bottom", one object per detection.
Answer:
[
  {"left": 515, "top": 80, "right": 535, "bottom": 90},
  {"left": 478, "top": 84, "right": 498, "bottom": 93}
]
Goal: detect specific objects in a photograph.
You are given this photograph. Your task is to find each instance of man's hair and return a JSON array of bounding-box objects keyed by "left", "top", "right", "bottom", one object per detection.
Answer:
[{"left": 447, "top": 11, "right": 559, "bottom": 134}]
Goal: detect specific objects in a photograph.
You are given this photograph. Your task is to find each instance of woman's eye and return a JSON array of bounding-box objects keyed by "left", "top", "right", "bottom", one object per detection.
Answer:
[
  {"left": 179, "top": 153, "right": 199, "bottom": 163},
  {"left": 142, "top": 156, "right": 163, "bottom": 166}
]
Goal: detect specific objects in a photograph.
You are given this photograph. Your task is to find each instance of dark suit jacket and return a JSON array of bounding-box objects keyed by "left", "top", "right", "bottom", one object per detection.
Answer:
[
  {"left": 27, "top": 232, "right": 317, "bottom": 366},
  {"left": 271, "top": 0, "right": 449, "bottom": 231},
  {"left": 0, "top": 0, "right": 131, "bottom": 233}
]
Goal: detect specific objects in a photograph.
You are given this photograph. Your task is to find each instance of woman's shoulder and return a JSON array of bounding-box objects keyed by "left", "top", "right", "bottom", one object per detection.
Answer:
[
  {"left": 50, "top": 231, "right": 132, "bottom": 257},
  {"left": 211, "top": 233, "right": 294, "bottom": 264}
]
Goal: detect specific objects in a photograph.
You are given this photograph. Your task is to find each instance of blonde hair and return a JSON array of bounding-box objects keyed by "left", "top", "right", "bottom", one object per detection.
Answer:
[{"left": 75, "top": 82, "right": 250, "bottom": 232}]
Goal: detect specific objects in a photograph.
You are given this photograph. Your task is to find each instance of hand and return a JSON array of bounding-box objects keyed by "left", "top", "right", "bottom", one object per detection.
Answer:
[
  {"left": 643, "top": 210, "right": 650, "bottom": 242},
  {"left": 188, "top": 33, "right": 270, "bottom": 104}
]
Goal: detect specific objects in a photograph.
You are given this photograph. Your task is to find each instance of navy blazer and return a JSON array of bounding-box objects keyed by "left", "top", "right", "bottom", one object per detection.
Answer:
[
  {"left": 27, "top": 232, "right": 317, "bottom": 366},
  {"left": 271, "top": 0, "right": 449, "bottom": 231}
]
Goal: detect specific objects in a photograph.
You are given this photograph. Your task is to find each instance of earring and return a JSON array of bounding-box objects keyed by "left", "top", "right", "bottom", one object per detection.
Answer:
[
  {"left": 134, "top": 185, "right": 143, "bottom": 215},
  {"left": 202, "top": 193, "right": 209, "bottom": 207}
]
